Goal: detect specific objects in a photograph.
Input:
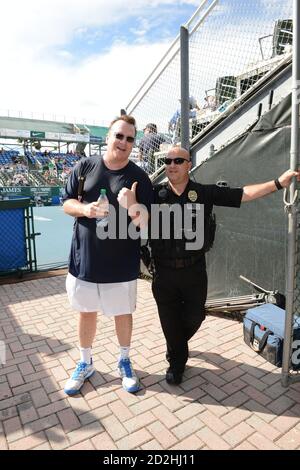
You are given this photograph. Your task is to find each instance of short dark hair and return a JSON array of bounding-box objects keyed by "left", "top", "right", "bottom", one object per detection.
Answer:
[
  {"left": 109, "top": 115, "right": 137, "bottom": 136},
  {"left": 144, "top": 123, "right": 157, "bottom": 133}
]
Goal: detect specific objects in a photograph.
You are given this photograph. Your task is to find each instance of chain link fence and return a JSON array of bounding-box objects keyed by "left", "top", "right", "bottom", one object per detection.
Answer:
[{"left": 127, "top": 0, "right": 293, "bottom": 176}]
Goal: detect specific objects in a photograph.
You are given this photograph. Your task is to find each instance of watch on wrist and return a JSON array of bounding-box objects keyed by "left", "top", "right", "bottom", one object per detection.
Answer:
[{"left": 274, "top": 178, "right": 283, "bottom": 190}]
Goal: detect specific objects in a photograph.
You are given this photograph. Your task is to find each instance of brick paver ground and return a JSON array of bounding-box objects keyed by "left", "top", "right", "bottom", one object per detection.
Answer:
[{"left": 0, "top": 275, "right": 300, "bottom": 450}]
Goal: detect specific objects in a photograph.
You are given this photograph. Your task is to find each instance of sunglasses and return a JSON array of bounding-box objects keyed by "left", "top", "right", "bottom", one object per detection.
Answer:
[
  {"left": 114, "top": 132, "right": 135, "bottom": 143},
  {"left": 164, "top": 157, "right": 190, "bottom": 165}
]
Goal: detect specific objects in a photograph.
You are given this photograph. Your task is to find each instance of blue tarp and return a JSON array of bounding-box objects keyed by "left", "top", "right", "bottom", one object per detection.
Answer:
[{"left": 0, "top": 207, "right": 27, "bottom": 271}]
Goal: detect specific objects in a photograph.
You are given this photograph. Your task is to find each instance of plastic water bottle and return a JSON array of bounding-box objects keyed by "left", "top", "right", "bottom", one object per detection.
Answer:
[{"left": 96, "top": 188, "right": 109, "bottom": 228}]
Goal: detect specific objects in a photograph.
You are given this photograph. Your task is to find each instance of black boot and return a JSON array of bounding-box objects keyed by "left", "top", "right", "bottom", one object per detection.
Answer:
[{"left": 166, "top": 367, "right": 183, "bottom": 385}]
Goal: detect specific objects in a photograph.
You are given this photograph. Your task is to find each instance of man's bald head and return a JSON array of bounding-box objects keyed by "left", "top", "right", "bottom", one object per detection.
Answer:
[
  {"left": 167, "top": 146, "right": 190, "bottom": 161},
  {"left": 165, "top": 146, "right": 192, "bottom": 187}
]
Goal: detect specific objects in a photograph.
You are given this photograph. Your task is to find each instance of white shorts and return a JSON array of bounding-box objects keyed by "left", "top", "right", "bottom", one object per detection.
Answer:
[{"left": 66, "top": 273, "right": 137, "bottom": 317}]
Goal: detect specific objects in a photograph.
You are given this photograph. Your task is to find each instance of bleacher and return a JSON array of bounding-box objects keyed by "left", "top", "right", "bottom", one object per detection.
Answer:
[
  {"left": 0, "top": 171, "right": 11, "bottom": 186},
  {"left": 0, "top": 149, "right": 81, "bottom": 188},
  {"left": 26, "top": 151, "right": 80, "bottom": 168},
  {"left": 0, "top": 112, "right": 109, "bottom": 196},
  {"left": 28, "top": 172, "right": 47, "bottom": 186},
  {"left": 64, "top": 154, "right": 80, "bottom": 167},
  {"left": 0, "top": 150, "right": 20, "bottom": 166}
]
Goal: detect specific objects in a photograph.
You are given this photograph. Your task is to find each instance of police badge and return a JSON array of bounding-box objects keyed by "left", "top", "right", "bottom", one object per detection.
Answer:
[{"left": 188, "top": 190, "right": 197, "bottom": 202}]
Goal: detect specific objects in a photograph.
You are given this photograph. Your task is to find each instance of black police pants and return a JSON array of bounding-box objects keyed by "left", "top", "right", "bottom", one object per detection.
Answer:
[{"left": 152, "top": 261, "right": 207, "bottom": 373}]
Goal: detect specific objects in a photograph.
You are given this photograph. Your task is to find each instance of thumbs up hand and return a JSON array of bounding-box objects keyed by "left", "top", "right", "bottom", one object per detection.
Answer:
[
  {"left": 117, "top": 182, "right": 138, "bottom": 210},
  {"left": 131, "top": 181, "right": 138, "bottom": 195}
]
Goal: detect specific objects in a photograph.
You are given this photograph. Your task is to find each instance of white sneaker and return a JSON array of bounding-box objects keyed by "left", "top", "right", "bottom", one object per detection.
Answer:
[
  {"left": 118, "top": 358, "right": 140, "bottom": 393},
  {"left": 64, "top": 361, "right": 95, "bottom": 396}
]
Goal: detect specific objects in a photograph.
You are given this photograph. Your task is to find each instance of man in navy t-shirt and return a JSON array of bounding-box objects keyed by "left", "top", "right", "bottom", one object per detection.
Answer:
[{"left": 63, "top": 115, "right": 153, "bottom": 396}]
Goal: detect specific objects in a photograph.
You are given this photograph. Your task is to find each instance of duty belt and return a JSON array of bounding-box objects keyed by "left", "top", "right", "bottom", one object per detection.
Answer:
[{"left": 154, "top": 254, "right": 203, "bottom": 269}]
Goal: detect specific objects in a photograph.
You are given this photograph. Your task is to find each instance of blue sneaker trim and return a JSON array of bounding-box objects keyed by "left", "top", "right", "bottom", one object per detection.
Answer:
[
  {"left": 64, "top": 369, "right": 95, "bottom": 395},
  {"left": 118, "top": 358, "right": 140, "bottom": 393},
  {"left": 71, "top": 361, "right": 88, "bottom": 379},
  {"left": 64, "top": 387, "right": 81, "bottom": 396},
  {"left": 123, "top": 382, "right": 140, "bottom": 393},
  {"left": 64, "top": 361, "right": 95, "bottom": 396},
  {"left": 118, "top": 358, "right": 133, "bottom": 377}
]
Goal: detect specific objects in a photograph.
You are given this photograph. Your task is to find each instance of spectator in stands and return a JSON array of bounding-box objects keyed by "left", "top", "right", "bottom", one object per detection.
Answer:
[
  {"left": 60, "top": 171, "right": 69, "bottom": 184},
  {"left": 203, "top": 95, "right": 217, "bottom": 111},
  {"left": 49, "top": 159, "right": 57, "bottom": 177},
  {"left": 138, "top": 123, "right": 165, "bottom": 173},
  {"left": 168, "top": 96, "right": 200, "bottom": 143}
]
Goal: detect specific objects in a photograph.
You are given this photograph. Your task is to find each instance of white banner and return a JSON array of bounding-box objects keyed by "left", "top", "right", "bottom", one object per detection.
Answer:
[
  {"left": 0, "top": 128, "right": 30, "bottom": 138},
  {"left": 0, "top": 128, "right": 90, "bottom": 143},
  {"left": 45, "top": 132, "right": 61, "bottom": 141},
  {"left": 59, "top": 133, "right": 89, "bottom": 143}
]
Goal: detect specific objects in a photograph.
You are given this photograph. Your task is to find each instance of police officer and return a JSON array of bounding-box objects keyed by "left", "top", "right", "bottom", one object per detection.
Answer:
[{"left": 151, "top": 146, "right": 299, "bottom": 385}]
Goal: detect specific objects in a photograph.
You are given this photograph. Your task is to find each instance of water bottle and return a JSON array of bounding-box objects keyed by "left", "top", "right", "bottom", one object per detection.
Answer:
[{"left": 96, "top": 188, "right": 109, "bottom": 228}]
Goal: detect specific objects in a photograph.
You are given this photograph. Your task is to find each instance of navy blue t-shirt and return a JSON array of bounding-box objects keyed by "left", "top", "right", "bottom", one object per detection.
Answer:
[{"left": 64, "top": 156, "right": 153, "bottom": 283}]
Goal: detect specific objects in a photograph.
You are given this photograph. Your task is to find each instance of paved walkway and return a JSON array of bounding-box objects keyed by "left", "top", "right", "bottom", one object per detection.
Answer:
[{"left": 0, "top": 275, "right": 300, "bottom": 450}]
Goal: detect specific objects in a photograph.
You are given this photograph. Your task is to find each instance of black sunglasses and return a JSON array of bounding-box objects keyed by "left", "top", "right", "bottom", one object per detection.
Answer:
[
  {"left": 114, "top": 132, "right": 135, "bottom": 143},
  {"left": 164, "top": 157, "right": 190, "bottom": 165}
]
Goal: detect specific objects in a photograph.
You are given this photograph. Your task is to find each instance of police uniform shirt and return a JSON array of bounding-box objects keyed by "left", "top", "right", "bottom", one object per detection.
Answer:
[
  {"left": 151, "top": 179, "right": 243, "bottom": 260},
  {"left": 64, "top": 156, "right": 153, "bottom": 283}
]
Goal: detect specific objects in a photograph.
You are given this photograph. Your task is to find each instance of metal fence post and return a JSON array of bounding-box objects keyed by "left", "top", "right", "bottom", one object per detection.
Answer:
[
  {"left": 180, "top": 25, "right": 190, "bottom": 152},
  {"left": 282, "top": 0, "right": 300, "bottom": 387}
]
